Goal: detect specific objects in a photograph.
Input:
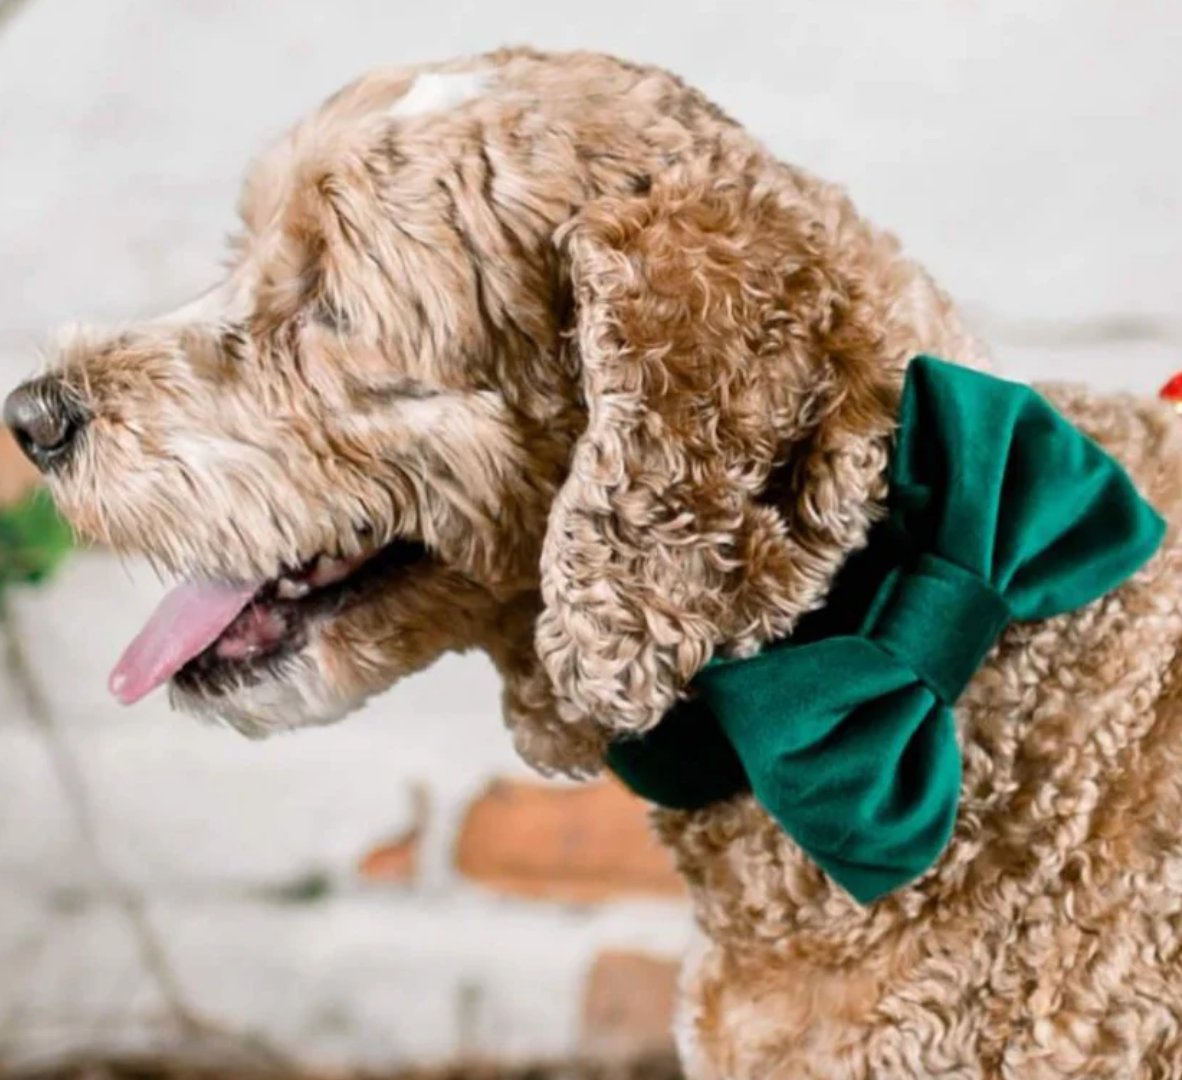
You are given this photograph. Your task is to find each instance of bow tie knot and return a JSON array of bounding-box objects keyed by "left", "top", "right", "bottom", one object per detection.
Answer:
[{"left": 872, "top": 554, "right": 1011, "bottom": 708}]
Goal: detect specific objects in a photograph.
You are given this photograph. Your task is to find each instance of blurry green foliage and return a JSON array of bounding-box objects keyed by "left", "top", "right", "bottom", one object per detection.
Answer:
[{"left": 0, "top": 487, "right": 73, "bottom": 593}]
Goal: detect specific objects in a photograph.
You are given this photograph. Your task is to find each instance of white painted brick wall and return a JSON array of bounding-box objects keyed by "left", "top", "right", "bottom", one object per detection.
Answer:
[{"left": 0, "top": 0, "right": 1179, "bottom": 1070}]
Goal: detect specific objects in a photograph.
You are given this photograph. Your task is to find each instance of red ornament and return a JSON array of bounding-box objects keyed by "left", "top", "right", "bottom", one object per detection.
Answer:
[{"left": 1160, "top": 373, "right": 1182, "bottom": 413}]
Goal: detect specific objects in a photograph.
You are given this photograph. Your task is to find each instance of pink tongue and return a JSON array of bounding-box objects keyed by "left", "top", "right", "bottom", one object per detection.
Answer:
[{"left": 109, "top": 580, "right": 260, "bottom": 705}]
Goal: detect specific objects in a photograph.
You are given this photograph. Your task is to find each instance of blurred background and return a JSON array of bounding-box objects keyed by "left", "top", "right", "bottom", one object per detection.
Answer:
[{"left": 0, "top": 0, "right": 1178, "bottom": 1076}]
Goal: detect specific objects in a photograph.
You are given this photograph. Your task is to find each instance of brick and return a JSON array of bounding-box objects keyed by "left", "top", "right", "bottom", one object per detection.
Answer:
[
  {"left": 358, "top": 787, "right": 427, "bottom": 884},
  {"left": 358, "top": 830, "right": 420, "bottom": 883},
  {"left": 454, "top": 778, "right": 685, "bottom": 902},
  {"left": 581, "top": 950, "right": 679, "bottom": 1056},
  {"left": 0, "top": 427, "right": 38, "bottom": 508}
]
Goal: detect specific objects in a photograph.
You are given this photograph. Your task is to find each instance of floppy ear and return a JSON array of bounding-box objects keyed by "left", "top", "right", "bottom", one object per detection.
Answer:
[{"left": 535, "top": 173, "right": 901, "bottom": 753}]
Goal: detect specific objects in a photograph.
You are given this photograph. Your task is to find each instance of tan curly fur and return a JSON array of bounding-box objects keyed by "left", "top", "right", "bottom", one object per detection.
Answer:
[{"left": 11, "top": 48, "right": 1182, "bottom": 1078}]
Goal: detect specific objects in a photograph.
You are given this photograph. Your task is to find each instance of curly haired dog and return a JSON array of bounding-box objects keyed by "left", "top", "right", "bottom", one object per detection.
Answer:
[{"left": 8, "top": 48, "right": 1182, "bottom": 1078}]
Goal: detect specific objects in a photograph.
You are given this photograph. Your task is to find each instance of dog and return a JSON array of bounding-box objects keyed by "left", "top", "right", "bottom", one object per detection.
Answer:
[{"left": 7, "top": 48, "right": 1182, "bottom": 1078}]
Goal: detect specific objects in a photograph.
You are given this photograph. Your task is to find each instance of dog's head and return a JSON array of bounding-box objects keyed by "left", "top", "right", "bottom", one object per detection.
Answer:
[{"left": 4, "top": 51, "right": 948, "bottom": 773}]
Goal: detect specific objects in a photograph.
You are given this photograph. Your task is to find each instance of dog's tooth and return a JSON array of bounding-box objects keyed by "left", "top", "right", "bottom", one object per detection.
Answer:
[
  {"left": 309, "top": 553, "right": 352, "bottom": 588},
  {"left": 276, "top": 579, "right": 311, "bottom": 600}
]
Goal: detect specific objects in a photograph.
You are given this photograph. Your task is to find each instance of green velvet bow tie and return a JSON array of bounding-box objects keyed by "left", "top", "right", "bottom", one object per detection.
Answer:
[{"left": 608, "top": 356, "right": 1166, "bottom": 904}]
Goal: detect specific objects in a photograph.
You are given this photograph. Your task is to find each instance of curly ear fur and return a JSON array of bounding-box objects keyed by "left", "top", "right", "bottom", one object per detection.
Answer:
[{"left": 534, "top": 166, "right": 942, "bottom": 756}]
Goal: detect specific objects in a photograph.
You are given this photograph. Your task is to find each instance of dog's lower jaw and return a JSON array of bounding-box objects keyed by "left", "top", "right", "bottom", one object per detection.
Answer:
[
  {"left": 165, "top": 564, "right": 516, "bottom": 738},
  {"left": 169, "top": 638, "right": 364, "bottom": 739}
]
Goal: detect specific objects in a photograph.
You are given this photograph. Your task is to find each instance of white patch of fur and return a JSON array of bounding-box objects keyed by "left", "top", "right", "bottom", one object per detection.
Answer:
[
  {"left": 344, "top": 391, "right": 518, "bottom": 470},
  {"left": 388, "top": 70, "right": 488, "bottom": 119}
]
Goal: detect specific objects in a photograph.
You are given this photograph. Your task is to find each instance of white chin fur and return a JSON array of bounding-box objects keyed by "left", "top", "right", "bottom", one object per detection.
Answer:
[{"left": 169, "top": 643, "right": 361, "bottom": 739}]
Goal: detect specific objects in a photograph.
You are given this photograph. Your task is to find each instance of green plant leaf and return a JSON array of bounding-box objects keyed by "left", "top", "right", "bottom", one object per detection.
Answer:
[{"left": 0, "top": 487, "right": 74, "bottom": 591}]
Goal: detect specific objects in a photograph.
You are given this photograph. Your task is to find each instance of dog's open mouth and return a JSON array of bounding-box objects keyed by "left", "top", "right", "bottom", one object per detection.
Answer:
[{"left": 108, "top": 537, "right": 429, "bottom": 704}]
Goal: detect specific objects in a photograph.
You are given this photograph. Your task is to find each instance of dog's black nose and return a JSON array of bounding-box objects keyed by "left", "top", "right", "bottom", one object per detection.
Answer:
[{"left": 3, "top": 378, "right": 88, "bottom": 472}]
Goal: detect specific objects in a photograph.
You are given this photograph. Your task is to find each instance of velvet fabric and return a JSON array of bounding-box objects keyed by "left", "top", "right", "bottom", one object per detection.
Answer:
[{"left": 609, "top": 357, "right": 1166, "bottom": 903}]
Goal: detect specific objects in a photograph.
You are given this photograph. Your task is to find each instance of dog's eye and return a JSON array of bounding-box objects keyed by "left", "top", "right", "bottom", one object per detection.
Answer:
[{"left": 221, "top": 324, "right": 251, "bottom": 362}]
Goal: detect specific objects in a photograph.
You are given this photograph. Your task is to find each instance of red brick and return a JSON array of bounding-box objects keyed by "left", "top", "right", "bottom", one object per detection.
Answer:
[
  {"left": 358, "top": 788, "right": 426, "bottom": 884},
  {"left": 454, "top": 778, "right": 685, "bottom": 902},
  {"left": 581, "top": 950, "right": 679, "bottom": 1055},
  {"left": 358, "top": 832, "right": 419, "bottom": 883}
]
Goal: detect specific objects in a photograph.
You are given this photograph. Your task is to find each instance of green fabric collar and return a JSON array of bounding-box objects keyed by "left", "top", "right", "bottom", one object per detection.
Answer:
[{"left": 608, "top": 356, "right": 1166, "bottom": 904}]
